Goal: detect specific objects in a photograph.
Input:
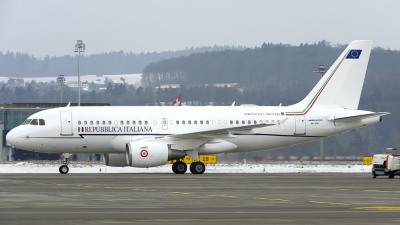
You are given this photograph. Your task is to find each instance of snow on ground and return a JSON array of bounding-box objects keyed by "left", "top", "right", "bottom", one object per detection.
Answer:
[
  {"left": 0, "top": 162, "right": 371, "bottom": 174},
  {"left": 0, "top": 74, "right": 142, "bottom": 85}
]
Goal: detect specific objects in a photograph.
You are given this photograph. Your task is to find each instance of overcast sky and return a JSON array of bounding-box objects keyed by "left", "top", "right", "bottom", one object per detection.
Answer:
[{"left": 0, "top": 0, "right": 399, "bottom": 57}]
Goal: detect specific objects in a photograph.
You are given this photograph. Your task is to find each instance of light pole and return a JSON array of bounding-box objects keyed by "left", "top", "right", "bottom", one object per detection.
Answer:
[
  {"left": 314, "top": 64, "right": 327, "bottom": 162},
  {"left": 74, "top": 40, "right": 85, "bottom": 106},
  {"left": 57, "top": 74, "right": 65, "bottom": 103}
]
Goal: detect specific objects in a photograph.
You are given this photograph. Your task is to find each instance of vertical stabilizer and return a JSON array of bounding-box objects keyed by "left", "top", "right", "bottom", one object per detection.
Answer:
[{"left": 291, "top": 40, "right": 373, "bottom": 112}]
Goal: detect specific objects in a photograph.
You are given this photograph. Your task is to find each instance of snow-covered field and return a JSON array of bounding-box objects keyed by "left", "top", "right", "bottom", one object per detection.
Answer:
[
  {"left": 0, "top": 74, "right": 142, "bottom": 85},
  {"left": 0, "top": 162, "right": 371, "bottom": 174}
]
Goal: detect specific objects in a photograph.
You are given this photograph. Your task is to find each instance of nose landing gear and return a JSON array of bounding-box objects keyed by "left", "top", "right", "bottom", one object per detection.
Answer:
[{"left": 59, "top": 153, "right": 71, "bottom": 174}]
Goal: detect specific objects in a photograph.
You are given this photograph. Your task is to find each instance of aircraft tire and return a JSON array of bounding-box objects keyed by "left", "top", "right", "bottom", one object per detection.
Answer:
[
  {"left": 372, "top": 171, "right": 376, "bottom": 178},
  {"left": 388, "top": 172, "right": 395, "bottom": 179},
  {"left": 59, "top": 165, "right": 69, "bottom": 174},
  {"left": 172, "top": 161, "right": 187, "bottom": 174},
  {"left": 190, "top": 162, "right": 206, "bottom": 174}
]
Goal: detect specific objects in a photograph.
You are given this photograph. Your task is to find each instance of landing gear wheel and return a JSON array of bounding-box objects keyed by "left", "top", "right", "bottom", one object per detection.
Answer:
[
  {"left": 190, "top": 162, "right": 206, "bottom": 174},
  {"left": 172, "top": 161, "right": 187, "bottom": 174},
  {"left": 388, "top": 172, "right": 395, "bottom": 179},
  {"left": 372, "top": 171, "right": 376, "bottom": 178},
  {"left": 59, "top": 165, "right": 69, "bottom": 174}
]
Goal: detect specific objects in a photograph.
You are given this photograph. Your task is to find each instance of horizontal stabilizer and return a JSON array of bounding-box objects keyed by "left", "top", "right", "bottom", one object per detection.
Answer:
[{"left": 327, "top": 112, "right": 390, "bottom": 122}]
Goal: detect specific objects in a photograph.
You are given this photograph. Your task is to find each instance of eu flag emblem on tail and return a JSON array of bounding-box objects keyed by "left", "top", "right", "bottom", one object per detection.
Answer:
[{"left": 346, "top": 49, "right": 362, "bottom": 59}]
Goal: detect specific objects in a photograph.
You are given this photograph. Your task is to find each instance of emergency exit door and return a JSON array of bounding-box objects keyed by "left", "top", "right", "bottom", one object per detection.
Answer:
[
  {"left": 60, "top": 111, "right": 73, "bottom": 136},
  {"left": 162, "top": 118, "right": 168, "bottom": 130}
]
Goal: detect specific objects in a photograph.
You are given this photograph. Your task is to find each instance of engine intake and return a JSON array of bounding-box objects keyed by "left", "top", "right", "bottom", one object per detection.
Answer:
[{"left": 103, "top": 153, "right": 128, "bottom": 167}]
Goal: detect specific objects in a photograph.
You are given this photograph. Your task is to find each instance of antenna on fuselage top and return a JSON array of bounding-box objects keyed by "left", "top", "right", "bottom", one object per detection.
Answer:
[
  {"left": 231, "top": 101, "right": 235, "bottom": 106},
  {"left": 66, "top": 102, "right": 71, "bottom": 107}
]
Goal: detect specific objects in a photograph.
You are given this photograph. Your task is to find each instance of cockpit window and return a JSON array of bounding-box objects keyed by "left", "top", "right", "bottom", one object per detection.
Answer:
[
  {"left": 22, "top": 119, "right": 32, "bottom": 125},
  {"left": 30, "top": 119, "right": 38, "bottom": 125},
  {"left": 39, "top": 119, "right": 45, "bottom": 126}
]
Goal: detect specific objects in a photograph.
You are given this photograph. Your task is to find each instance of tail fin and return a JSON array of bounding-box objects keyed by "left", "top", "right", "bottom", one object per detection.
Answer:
[{"left": 291, "top": 40, "right": 373, "bottom": 111}]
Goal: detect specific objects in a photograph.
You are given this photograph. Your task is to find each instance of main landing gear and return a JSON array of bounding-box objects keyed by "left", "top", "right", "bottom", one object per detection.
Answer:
[
  {"left": 59, "top": 153, "right": 71, "bottom": 174},
  {"left": 171, "top": 161, "right": 206, "bottom": 174}
]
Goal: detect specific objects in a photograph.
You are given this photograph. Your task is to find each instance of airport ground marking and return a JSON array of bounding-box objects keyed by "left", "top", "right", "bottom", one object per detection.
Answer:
[
  {"left": 169, "top": 192, "right": 192, "bottom": 195},
  {"left": 309, "top": 201, "right": 349, "bottom": 206},
  {"left": 364, "top": 190, "right": 397, "bottom": 193},
  {"left": 255, "top": 197, "right": 289, "bottom": 202},
  {"left": 352, "top": 206, "right": 400, "bottom": 211},
  {"left": 207, "top": 194, "right": 237, "bottom": 198}
]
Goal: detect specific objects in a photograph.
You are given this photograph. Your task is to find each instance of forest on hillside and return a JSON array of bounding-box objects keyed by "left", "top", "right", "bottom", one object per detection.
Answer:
[{"left": 0, "top": 45, "right": 245, "bottom": 78}]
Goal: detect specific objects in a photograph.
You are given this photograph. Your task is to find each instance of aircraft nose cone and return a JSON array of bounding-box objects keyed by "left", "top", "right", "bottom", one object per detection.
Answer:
[{"left": 6, "top": 129, "right": 19, "bottom": 147}]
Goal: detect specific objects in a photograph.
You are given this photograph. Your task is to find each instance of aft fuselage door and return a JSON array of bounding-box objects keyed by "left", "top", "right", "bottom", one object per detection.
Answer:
[
  {"left": 162, "top": 118, "right": 168, "bottom": 130},
  {"left": 60, "top": 111, "right": 73, "bottom": 136},
  {"left": 294, "top": 115, "right": 306, "bottom": 135}
]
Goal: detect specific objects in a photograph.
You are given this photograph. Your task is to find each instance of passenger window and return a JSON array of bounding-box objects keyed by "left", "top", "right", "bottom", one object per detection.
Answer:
[
  {"left": 121, "top": 121, "right": 124, "bottom": 125},
  {"left": 188, "top": 120, "right": 191, "bottom": 125},
  {"left": 39, "top": 119, "right": 45, "bottom": 126},
  {"left": 265, "top": 120, "right": 269, "bottom": 124},
  {"left": 133, "top": 121, "right": 136, "bottom": 125},
  {"left": 200, "top": 120, "right": 203, "bottom": 125},
  {"left": 78, "top": 121, "right": 81, "bottom": 125},
  {"left": 230, "top": 120, "right": 233, "bottom": 124},
  {"left": 182, "top": 120, "right": 185, "bottom": 125},
  {"left": 145, "top": 120, "right": 148, "bottom": 125},
  {"left": 194, "top": 120, "right": 197, "bottom": 125},
  {"left": 247, "top": 120, "right": 251, "bottom": 124},
  {"left": 206, "top": 120, "right": 209, "bottom": 125},
  {"left": 108, "top": 121, "right": 112, "bottom": 125},
  {"left": 84, "top": 121, "right": 87, "bottom": 125},
  {"left": 254, "top": 120, "right": 257, "bottom": 124},
  {"left": 271, "top": 120, "right": 275, "bottom": 123},
  {"left": 176, "top": 120, "right": 179, "bottom": 125},
  {"left": 90, "top": 121, "right": 93, "bottom": 125},
  {"left": 259, "top": 120, "right": 263, "bottom": 124},
  {"left": 30, "top": 119, "right": 38, "bottom": 125},
  {"left": 139, "top": 121, "right": 142, "bottom": 125},
  {"left": 127, "top": 121, "right": 130, "bottom": 125},
  {"left": 102, "top": 121, "right": 105, "bottom": 125},
  {"left": 242, "top": 120, "right": 245, "bottom": 125},
  {"left": 96, "top": 121, "right": 99, "bottom": 125},
  {"left": 236, "top": 120, "right": 239, "bottom": 125}
]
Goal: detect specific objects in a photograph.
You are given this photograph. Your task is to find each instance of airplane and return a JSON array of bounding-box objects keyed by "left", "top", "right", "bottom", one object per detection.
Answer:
[{"left": 6, "top": 40, "right": 388, "bottom": 175}]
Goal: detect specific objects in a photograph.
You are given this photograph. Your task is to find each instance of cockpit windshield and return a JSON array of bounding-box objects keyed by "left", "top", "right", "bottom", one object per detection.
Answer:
[
  {"left": 30, "top": 119, "right": 38, "bottom": 125},
  {"left": 22, "top": 118, "right": 46, "bottom": 126},
  {"left": 22, "top": 119, "right": 32, "bottom": 125}
]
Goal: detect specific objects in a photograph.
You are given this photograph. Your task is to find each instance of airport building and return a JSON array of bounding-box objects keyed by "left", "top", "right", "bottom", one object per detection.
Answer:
[{"left": 0, "top": 103, "right": 109, "bottom": 161}]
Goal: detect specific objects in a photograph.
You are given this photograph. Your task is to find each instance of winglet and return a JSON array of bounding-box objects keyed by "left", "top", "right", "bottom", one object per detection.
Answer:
[
  {"left": 231, "top": 101, "right": 235, "bottom": 106},
  {"left": 276, "top": 118, "right": 288, "bottom": 130}
]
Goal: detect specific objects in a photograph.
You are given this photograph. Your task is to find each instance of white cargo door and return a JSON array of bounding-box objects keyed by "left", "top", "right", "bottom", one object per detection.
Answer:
[
  {"left": 60, "top": 111, "right": 73, "bottom": 136},
  {"left": 294, "top": 115, "right": 306, "bottom": 135}
]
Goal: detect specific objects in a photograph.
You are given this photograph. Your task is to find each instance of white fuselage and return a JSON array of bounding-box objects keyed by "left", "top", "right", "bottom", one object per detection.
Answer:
[{"left": 6, "top": 105, "right": 380, "bottom": 155}]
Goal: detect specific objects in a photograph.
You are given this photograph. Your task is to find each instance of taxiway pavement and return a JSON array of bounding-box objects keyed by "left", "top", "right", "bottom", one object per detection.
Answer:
[{"left": 0, "top": 173, "right": 399, "bottom": 225}]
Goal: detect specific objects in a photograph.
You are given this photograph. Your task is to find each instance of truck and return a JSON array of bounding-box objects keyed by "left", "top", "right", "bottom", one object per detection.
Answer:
[{"left": 372, "top": 148, "right": 400, "bottom": 178}]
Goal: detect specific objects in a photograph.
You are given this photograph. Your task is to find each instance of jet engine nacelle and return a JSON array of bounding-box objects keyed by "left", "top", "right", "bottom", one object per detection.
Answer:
[
  {"left": 126, "top": 141, "right": 185, "bottom": 167},
  {"left": 103, "top": 153, "right": 128, "bottom": 167}
]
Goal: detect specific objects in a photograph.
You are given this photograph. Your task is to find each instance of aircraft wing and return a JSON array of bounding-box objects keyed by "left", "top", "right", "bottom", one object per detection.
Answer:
[
  {"left": 169, "top": 118, "right": 288, "bottom": 139},
  {"left": 327, "top": 112, "right": 390, "bottom": 122}
]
